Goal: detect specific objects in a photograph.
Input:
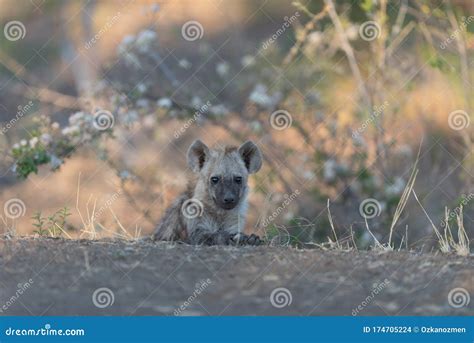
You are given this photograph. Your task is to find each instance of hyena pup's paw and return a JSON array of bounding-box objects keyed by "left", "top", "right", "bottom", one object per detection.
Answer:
[{"left": 230, "top": 233, "right": 263, "bottom": 246}]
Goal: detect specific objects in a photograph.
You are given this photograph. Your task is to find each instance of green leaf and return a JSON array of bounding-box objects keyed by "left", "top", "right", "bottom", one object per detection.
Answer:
[
  {"left": 428, "top": 56, "right": 448, "bottom": 72},
  {"left": 360, "top": 0, "right": 374, "bottom": 12}
]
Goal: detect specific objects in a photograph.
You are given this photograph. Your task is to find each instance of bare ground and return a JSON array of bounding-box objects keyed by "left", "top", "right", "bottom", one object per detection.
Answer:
[{"left": 0, "top": 237, "right": 472, "bottom": 316}]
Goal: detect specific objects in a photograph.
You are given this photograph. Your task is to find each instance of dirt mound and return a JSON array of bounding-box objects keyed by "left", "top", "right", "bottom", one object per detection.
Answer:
[{"left": 0, "top": 237, "right": 472, "bottom": 315}]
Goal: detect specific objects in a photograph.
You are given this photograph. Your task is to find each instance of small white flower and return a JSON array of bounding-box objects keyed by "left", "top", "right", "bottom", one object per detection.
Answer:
[
  {"left": 29, "top": 137, "right": 39, "bottom": 148},
  {"left": 248, "top": 84, "right": 282, "bottom": 109},
  {"left": 307, "top": 32, "right": 323, "bottom": 45},
  {"left": 69, "top": 112, "right": 85, "bottom": 125},
  {"left": 117, "top": 35, "right": 140, "bottom": 67},
  {"left": 241, "top": 55, "right": 255, "bottom": 67},
  {"left": 157, "top": 98, "right": 172, "bottom": 109},
  {"left": 62, "top": 126, "right": 80, "bottom": 136},
  {"left": 123, "top": 110, "right": 139, "bottom": 125},
  {"left": 20, "top": 139, "right": 27, "bottom": 146},
  {"left": 283, "top": 211, "right": 294, "bottom": 221},
  {"left": 40, "top": 133, "right": 52, "bottom": 146},
  {"left": 51, "top": 122, "right": 60, "bottom": 130},
  {"left": 216, "top": 61, "right": 230, "bottom": 77},
  {"left": 191, "top": 96, "right": 203, "bottom": 109},
  {"left": 359, "top": 231, "right": 373, "bottom": 246},
  {"left": 249, "top": 84, "right": 272, "bottom": 108},
  {"left": 210, "top": 104, "right": 229, "bottom": 116},
  {"left": 179, "top": 59, "right": 191, "bottom": 69},
  {"left": 143, "top": 115, "right": 156, "bottom": 128},
  {"left": 350, "top": 181, "right": 362, "bottom": 194},
  {"left": 249, "top": 120, "right": 262, "bottom": 132},
  {"left": 323, "top": 159, "right": 337, "bottom": 182},
  {"left": 123, "top": 51, "right": 140, "bottom": 67},
  {"left": 346, "top": 25, "right": 359, "bottom": 41},
  {"left": 135, "top": 30, "right": 157, "bottom": 53},
  {"left": 385, "top": 178, "right": 406, "bottom": 197},
  {"left": 118, "top": 35, "right": 135, "bottom": 54},
  {"left": 397, "top": 144, "right": 413, "bottom": 158},
  {"left": 168, "top": 109, "right": 178, "bottom": 118},
  {"left": 136, "top": 83, "right": 147, "bottom": 94},
  {"left": 119, "top": 170, "right": 133, "bottom": 180},
  {"left": 12, "top": 143, "right": 20, "bottom": 150},
  {"left": 303, "top": 170, "right": 315, "bottom": 180}
]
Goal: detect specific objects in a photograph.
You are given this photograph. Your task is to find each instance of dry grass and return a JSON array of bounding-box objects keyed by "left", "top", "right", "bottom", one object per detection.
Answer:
[
  {"left": 413, "top": 191, "right": 470, "bottom": 256},
  {"left": 302, "top": 155, "right": 471, "bottom": 257},
  {"left": 387, "top": 168, "right": 419, "bottom": 248},
  {"left": 75, "top": 173, "right": 140, "bottom": 240}
]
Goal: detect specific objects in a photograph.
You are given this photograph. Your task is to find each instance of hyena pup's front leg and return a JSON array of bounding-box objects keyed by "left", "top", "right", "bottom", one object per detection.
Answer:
[
  {"left": 188, "top": 227, "right": 234, "bottom": 246},
  {"left": 189, "top": 229, "right": 262, "bottom": 246},
  {"left": 187, "top": 226, "right": 213, "bottom": 245}
]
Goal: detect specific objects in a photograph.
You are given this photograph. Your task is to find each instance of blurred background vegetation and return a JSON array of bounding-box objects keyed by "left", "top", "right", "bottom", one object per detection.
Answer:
[{"left": 0, "top": 0, "right": 472, "bottom": 252}]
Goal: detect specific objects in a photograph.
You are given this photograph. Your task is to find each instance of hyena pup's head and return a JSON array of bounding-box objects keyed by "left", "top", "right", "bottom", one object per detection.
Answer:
[{"left": 187, "top": 140, "right": 262, "bottom": 210}]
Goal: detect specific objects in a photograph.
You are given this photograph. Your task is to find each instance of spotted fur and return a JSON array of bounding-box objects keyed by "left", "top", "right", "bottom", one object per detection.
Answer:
[{"left": 152, "top": 140, "right": 263, "bottom": 245}]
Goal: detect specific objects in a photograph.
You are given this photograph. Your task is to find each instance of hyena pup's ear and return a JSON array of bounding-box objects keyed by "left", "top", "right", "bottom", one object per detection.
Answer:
[
  {"left": 187, "top": 140, "right": 209, "bottom": 172},
  {"left": 238, "top": 141, "right": 262, "bottom": 174}
]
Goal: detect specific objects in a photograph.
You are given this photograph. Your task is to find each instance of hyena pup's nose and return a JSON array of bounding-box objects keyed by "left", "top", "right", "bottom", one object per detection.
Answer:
[{"left": 224, "top": 197, "right": 236, "bottom": 204}]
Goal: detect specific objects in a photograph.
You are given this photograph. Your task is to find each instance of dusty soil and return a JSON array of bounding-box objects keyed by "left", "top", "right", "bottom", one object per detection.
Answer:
[{"left": 0, "top": 237, "right": 472, "bottom": 316}]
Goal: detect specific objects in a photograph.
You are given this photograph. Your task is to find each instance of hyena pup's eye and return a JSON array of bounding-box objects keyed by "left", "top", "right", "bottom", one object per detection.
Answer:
[
  {"left": 210, "top": 176, "right": 220, "bottom": 184},
  {"left": 234, "top": 176, "right": 242, "bottom": 184}
]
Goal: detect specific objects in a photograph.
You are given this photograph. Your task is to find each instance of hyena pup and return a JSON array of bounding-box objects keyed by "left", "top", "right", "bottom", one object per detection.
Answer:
[{"left": 152, "top": 140, "right": 263, "bottom": 245}]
